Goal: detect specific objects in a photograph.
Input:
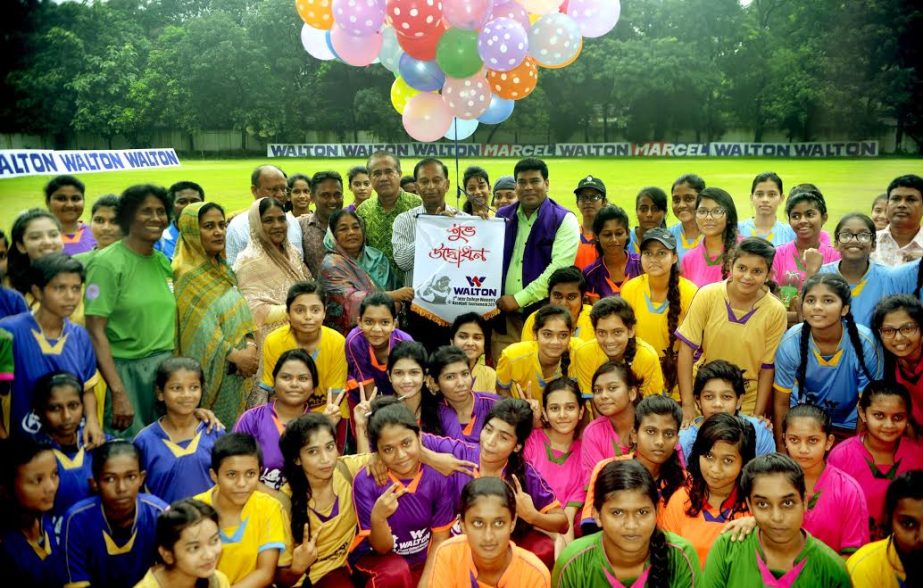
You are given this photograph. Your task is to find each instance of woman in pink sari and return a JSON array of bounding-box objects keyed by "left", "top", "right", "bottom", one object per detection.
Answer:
[{"left": 319, "top": 209, "right": 411, "bottom": 334}]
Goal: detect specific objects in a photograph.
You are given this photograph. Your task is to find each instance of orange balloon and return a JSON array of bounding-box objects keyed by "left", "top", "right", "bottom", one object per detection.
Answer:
[
  {"left": 296, "top": 0, "right": 334, "bottom": 30},
  {"left": 487, "top": 57, "right": 539, "bottom": 100}
]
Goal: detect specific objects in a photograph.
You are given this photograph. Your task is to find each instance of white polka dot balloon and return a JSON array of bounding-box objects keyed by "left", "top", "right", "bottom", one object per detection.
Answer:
[
  {"left": 332, "top": 0, "right": 387, "bottom": 37},
  {"left": 477, "top": 17, "right": 529, "bottom": 72},
  {"left": 527, "top": 12, "right": 582, "bottom": 68},
  {"left": 442, "top": 73, "right": 492, "bottom": 119}
]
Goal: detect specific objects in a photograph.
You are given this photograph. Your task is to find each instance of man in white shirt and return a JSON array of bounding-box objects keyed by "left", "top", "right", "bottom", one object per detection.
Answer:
[
  {"left": 872, "top": 174, "right": 923, "bottom": 267},
  {"left": 225, "top": 165, "right": 305, "bottom": 267}
]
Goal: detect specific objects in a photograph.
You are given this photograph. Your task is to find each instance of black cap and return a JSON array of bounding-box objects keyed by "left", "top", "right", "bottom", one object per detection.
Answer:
[
  {"left": 574, "top": 175, "right": 606, "bottom": 197},
  {"left": 640, "top": 227, "right": 677, "bottom": 250}
]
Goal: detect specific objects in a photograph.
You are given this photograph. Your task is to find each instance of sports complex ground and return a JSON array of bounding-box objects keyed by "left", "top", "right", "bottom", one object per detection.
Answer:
[{"left": 0, "top": 157, "right": 918, "bottom": 229}]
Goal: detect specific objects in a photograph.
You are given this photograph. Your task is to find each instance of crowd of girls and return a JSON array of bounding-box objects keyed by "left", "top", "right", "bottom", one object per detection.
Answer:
[{"left": 2, "top": 167, "right": 923, "bottom": 587}]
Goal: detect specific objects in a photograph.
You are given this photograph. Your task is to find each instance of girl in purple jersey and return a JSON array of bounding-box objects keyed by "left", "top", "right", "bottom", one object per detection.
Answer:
[{"left": 429, "top": 345, "right": 499, "bottom": 444}]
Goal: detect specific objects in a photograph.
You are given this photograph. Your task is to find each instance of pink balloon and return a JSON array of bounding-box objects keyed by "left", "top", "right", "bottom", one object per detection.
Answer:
[
  {"left": 515, "top": 0, "right": 563, "bottom": 15},
  {"left": 387, "top": 0, "right": 445, "bottom": 39},
  {"left": 442, "top": 73, "right": 492, "bottom": 119},
  {"left": 443, "top": 0, "right": 494, "bottom": 30},
  {"left": 488, "top": 1, "right": 530, "bottom": 31},
  {"left": 330, "top": 26, "right": 383, "bottom": 66},
  {"left": 403, "top": 93, "right": 453, "bottom": 142}
]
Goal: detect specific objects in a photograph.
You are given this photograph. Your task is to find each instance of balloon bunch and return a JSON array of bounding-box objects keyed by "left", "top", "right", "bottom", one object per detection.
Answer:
[{"left": 297, "top": 0, "right": 620, "bottom": 142}]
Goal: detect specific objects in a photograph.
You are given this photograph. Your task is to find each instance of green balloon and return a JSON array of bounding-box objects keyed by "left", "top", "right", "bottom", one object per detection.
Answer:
[{"left": 436, "top": 28, "right": 483, "bottom": 79}]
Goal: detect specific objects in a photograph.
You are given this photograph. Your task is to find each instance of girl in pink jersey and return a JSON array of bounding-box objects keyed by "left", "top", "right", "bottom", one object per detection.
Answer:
[
  {"left": 523, "top": 377, "right": 585, "bottom": 545},
  {"left": 680, "top": 187, "right": 740, "bottom": 287},
  {"left": 581, "top": 362, "right": 638, "bottom": 486},
  {"left": 872, "top": 295, "right": 923, "bottom": 433},
  {"left": 828, "top": 381, "right": 923, "bottom": 540},
  {"left": 773, "top": 184, "right": 841, "bottom": 311},
  {"left": 783, "top": 404, "right": 870, "bottom": 556}
]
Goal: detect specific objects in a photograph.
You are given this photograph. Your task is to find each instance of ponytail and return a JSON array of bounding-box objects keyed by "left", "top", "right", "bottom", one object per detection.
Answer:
[{"left": 662, "top": 263, "right": 682, "bottom": 391}]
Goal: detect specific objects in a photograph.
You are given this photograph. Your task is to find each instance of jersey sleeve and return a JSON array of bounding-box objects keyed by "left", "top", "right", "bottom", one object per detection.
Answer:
[
  {"left": 658, "top": 488, "right": 687, "bottom": 536},
  {"left": 772, "top": 330, "right": 799, "bottom": 394},
  {"left": 700, "top": 532, "right": 732, "bottom": 588},
  {"left": 579, "top": 425, "right": 604, "bottom": 489},
  {"left": 635, "top": 343, "right": 665, "bottom": 396},
  {"left": 574, "top": 342, "right": 595, "bottom": 396},
  {"left": 61, "top": 509, "right": 91, "bottom": 587},
  {"left": 753, "top": 420, "right": 777, "bottom": 456},
  {"left": 340, "top": 453, "right": 373, "bottom": 478},
  {"left": 430, "top": 472, "right": 458, "bottom": 531},
  {"left": 860, "top": 333, "right": 884, "bottom": 387},
  {"left": 675, "top": 287, "right": 708, "bottom": 351},
  {"left": 83, "top": 255, "right": 119, "bottom": 318},
  {"left": 667, "top": 534, "right": 702, "bottom": 588},
  {"left": 421, "top": 432, "right": 475, "bottom": 461},
  {"left": 839, "top": 475, "right": 871, "bottom": 554},
  {"left": 351, "top": 468, "right": 376, "bottom": 534},
  {"left": 327, "top": 332, "right": 348, "bottom": 393},
  {"left": 523, "top": 463, "right": 561, "bottom": 513},
  {"left": 260, "top": 334, "right": 279, "bottom": 389},
  {"left": 495, "top": 348, "right": 513, "bottom": 393},
  {"left": 520, "top": 313, "right": 536, "bottom": 342},
  {"left": 258, "top": 496, "right": 287, "bottom": 554},
  {"left": 76, "top": 329, "right": 99, "bottom": 388},
  {"left": 760, "top": 301, "right": 788, "bottom": 366},
  {"left": 232, "top": 409, "right": 255, "bottom": 434}
]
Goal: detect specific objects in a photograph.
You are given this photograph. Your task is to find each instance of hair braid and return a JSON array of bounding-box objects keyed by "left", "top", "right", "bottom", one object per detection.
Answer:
[
  {"left": 795, "top": 323, "right": 812, "bottom": 403},
  {"left": 662, "top": 265, "right": 682, "bottom": 392},
  {"left": 624, "top": 336, "right": 638, "bottom": 367},
  {"left": 560, "top": 349, "right": 571, "bottom": 379},
  {"left": 843, "top": 313, "right": 874, "bottom": 383},
  {"left": 646, "top": 527, "right": 672, "bottom": 588},
  {"left": 720, "top": 224, "right": 739, "bottom": 280}
]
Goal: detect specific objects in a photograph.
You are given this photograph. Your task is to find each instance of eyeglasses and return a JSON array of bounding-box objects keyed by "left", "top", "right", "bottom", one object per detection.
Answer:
[
  {"left": 576, "top": 192, "right": 604, "bottom": 203},
  {"left": 879, "top": 323, "right": 920, "bottom": 339},
  {"left": 836, "top": 232, "right": 873, "bottom": 244},
  {"left": 695, "top": 207, "right": 726, "bottom": 219}
]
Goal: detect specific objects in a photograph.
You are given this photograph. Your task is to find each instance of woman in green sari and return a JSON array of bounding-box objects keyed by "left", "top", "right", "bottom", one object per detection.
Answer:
[{"left": 173, "top": 202, "right": 259, "bottom": 425}]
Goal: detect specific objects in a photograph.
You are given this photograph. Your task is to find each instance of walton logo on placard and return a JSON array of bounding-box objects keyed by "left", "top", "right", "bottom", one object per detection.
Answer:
[{"left": 466, "top": 276, "right": 486, "bottom": 288}]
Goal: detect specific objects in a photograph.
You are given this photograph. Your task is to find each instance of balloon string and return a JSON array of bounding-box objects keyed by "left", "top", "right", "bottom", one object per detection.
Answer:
[{"left": 453, "top": 118, "right": 462, "bottom": 210}]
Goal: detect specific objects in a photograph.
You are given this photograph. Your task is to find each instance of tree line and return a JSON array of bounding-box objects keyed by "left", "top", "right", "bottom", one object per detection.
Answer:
[{"left": 1, "top": 0, "right": 920, "bottom": 151}]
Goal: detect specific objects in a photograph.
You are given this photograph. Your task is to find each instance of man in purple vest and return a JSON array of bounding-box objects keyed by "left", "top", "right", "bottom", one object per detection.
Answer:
[{"left": 492, "top": 158, "right": 580, "bottom": 363}]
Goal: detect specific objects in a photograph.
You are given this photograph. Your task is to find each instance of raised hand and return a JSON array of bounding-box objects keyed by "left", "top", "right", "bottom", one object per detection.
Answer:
[
  {"left": 510, "top": 474, "right": 537, "bottom": 521},
  {"left": 324, "top": 387, "right": 347, "bottom": 426},
  {"left": 372, "top": 483, "right": 407, "bottom": 520},
  {"left": 291, "top": 523, "right": 319, "bottom": 574},
  {"left": 353, "top": 382, "right": 379, "bottom": 431}
]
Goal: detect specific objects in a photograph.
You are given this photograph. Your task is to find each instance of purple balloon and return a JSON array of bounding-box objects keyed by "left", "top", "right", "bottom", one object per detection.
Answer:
[
  {"left": 478, "top": 17, "right": 528, "bottom": 72},
  {"left": 333, "top": 0, "right": 387, "bottom": 37}
]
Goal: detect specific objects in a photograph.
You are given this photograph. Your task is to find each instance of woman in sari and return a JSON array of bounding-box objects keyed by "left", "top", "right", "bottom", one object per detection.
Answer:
[
  {"left": 173, "top": 202, "right": 259, "bottom": 425},
  {"left": 319, "top": 209, "right": 411, "bottom": 334},
  {"left": 233, "top": 197, "right": 311, "bottom": 347}
]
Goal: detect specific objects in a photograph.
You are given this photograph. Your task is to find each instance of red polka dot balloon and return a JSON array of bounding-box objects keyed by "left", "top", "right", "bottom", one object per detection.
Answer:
[{"left": 386, "top": 0, "right": 445, "bottom": 39}]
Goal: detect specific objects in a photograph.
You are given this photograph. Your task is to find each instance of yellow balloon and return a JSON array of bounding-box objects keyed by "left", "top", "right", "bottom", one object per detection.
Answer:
[
  {"left": 390, "top": 77, "right": 421, "bottom": 115},
  {"left": 542, "top": 38, "right": 584, "bottom": 70},
  {"left": 529, "top": 13, "right": 541, "bottom": 25}
]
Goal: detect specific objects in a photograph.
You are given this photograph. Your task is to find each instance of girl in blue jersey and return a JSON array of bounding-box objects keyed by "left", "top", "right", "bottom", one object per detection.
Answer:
[
  {"left": 817, "top": 213, "right": 899, "bottom": 327},
  {"left": 134, "top": 357, "right": 224, "bottom": 503},
  {"left": 0, "top": 437, "right": 61, "bottom": 588},
  {"left": 33, "top": 371, "right": 104, "bottom": 528},
  {"left": 773, "top": 273, "right": 883, "bottom": 444},
  {"left": 61, "top": 440, "right": 167, "bottom": 588}
]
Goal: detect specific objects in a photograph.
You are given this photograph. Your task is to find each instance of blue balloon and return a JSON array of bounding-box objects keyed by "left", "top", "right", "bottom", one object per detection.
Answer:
[
  {"left": 398, "top": 54, "right": 445, "bottom": 92},
  {"left": 444, "top": 118, "right": 479, "bottom": 141},
  {"left": 477, "top": 95, "right": 515, "bottom": 125},
  {"left": 325, "top": 30, "right": 342, "bottom": 62}
]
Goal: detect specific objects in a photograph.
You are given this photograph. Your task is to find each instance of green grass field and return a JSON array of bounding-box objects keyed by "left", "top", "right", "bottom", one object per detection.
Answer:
[{"left": 0, "top": 157, "right": 918, "bottom": 231}]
